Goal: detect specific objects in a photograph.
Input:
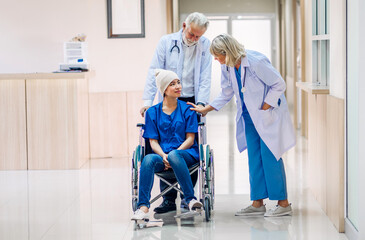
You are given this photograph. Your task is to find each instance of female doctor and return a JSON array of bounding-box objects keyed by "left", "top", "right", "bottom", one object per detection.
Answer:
[{"left": 188, "top": 34, "right": 296, "bottom": 217}]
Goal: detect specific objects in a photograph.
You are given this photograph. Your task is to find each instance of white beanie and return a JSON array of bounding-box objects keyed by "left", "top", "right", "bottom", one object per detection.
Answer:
[{"left": 155, "top": 69, "right": 179, "bottom": 95}]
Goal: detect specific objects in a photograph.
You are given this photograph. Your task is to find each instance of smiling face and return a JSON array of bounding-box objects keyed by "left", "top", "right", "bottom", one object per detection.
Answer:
[
  {"left": 214, "top": 54, "right": 226, "bottom": 65},
  {"left": 182, "top": 22, "right": 206, "bottom": 46},
  {"left": 164, "top": 79, "right": 182, "bottom": 98}
]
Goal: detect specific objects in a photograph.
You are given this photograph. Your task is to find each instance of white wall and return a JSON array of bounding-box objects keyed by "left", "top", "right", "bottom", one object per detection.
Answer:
[
  {"left": 348, "top": 0, "right": 365, "bottom": 239},
  {"left": 87, "top": 0, "right": 166, "bottom": 92},
  {"left": 0, "top": 0, "right": 89, "bottom": 73},
  {"left": 358, "top": 1, "right": 365, "bottom": 235},
  {"left": 285, "top": 0, "right": 293, "bottom": 77},
  {"left": 303, "top": 0, "right": 312, "bottom": 84},
  {"left": 0, "top": 0, "right": 167, "bottom": 92},
  {"left": 329, "top": 0, "right": 346, "bottom": 99}
]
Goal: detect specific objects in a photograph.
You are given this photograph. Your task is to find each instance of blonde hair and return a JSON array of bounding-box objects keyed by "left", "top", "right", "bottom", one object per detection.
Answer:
[{"left": 210, "top": 33, "right": 246, "bottom": 67}]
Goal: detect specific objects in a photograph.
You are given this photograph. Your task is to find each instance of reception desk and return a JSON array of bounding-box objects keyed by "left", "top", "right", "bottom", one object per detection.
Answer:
[{"left": 0, "top": 72, "right": 91, "bottom": 170}]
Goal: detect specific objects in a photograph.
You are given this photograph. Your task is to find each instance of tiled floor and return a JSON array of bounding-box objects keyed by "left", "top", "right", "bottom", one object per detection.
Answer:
[{"left": 0, "top": 108, "right": 348, "bottom": 239}]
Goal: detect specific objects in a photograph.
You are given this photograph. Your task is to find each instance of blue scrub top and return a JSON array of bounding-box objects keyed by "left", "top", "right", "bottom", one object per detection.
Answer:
[
  {"left": 143, "top": 100, "right": 199, "bottom": 160},
  {"left": 235, "top": 67, "right": 248, "bottom": 113}
]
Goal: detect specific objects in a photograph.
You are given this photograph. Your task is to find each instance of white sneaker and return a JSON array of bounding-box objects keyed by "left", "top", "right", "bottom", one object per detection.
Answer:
[
  {"left": 235, "top": 205, "right": 266, "bottom": 216},
  {"left": 131, "top": 209, "right": 149, "bottom": 221},
  {"left": 188, "top": 199, "right": 203, "bottom": 211},
  {"left": 264, "top": 204, "right": 292, "bottom": 217}
]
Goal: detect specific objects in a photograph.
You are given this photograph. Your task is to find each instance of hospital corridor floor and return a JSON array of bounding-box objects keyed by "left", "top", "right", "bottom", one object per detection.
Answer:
[{"left": 0, "top": 108, "right": 348, "bottom": 240}]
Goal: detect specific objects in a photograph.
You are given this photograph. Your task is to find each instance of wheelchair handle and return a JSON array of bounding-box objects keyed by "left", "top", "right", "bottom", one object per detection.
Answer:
[
  {"left": 198, "top": 122, "right": 205, "bottom": 126},
  {"left": 136, "top": 123, "right": 144, "bottom": 128}
]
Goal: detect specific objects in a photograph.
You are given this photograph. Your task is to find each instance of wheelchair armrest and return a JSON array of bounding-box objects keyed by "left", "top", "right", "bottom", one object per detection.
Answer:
[
  {"left": 137, "top": 123, "right": 144, "bottom": 128},
  {"left": 198, "top": 122, "right": 205, "bottom": 126}
]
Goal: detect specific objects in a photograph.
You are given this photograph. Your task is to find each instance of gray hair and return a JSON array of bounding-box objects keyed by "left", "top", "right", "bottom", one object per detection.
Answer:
[
  {"left": 210, "top": 33, "right": 246, "bottom": 67},
  {"left": 185, "top": 12, "right": 209, "bottom": 30}
]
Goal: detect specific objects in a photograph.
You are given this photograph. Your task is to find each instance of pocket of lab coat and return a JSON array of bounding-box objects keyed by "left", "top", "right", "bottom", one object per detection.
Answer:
[
  {"left": 258, "top": 108, "right": 278, "bottom": 128},
  {"left": 168, "top": 51, "right": 179, "bottom": 70}
]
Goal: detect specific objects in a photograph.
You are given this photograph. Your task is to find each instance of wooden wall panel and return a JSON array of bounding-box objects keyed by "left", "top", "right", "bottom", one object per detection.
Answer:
[
  {"left": 301, "top": 91, "right": 308, "bottom": 137},
  {"left": 0, "top": 80, "right": 27, "bottom": 170},
  {"left": 89, "top": 93, "right": 109, "bottom": 158},
  {"left": 326, "top": 96, "right": 345, "bottom": 232},
  {"left": 307, "top": 94, "right": 318, "bottom": 198},
  {"left": 26, "top": 78, "right": 89, "bottom": 169},
  {"left": 307, "top": 93, "right": 345, "bottom": 232},
  {"left": 317, "top": 95, "right": 328, "bottom": 211},
  {"left": 89, "top": 93, "right": 112, "bottom": 158},
  {"left": 89, "top": 92, "right": 128, "bottom": 158},
  {"left": 286, "top": 76, "right": 296, "bottom": 124},
  {"left": 77, "top": 78, "right": 90, "bottom": 167},
  {"left": 89, "top": 91, "right": 144, "bottom": 159},
  {"left": 126, "top": 91, "right": 144, "bottom": 156},
  {"left": 109, "top": 93, "right": 128, "bottom": 157}
]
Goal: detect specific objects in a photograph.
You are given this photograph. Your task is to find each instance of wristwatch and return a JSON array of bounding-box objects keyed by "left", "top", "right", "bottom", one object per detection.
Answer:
[{"left": 197, "top": 102, "right": 205, "bottom": 107}]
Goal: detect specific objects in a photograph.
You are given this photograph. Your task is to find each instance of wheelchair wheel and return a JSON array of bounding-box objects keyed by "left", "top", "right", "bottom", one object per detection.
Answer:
[
  {"left": 131, "top": 146, "right": 141, "bottom": 212},
  {"left": 204, "top": 197, "right": 211, "bottom": 221},
  {"left": 205, "top": 146, "right": 215, "bottom": 206},
  {"left": 132, "top": 197, "right": 138, "bottom": 212},
  {"left": 209, "top": 149, "right": 215, "bottom": 209}
]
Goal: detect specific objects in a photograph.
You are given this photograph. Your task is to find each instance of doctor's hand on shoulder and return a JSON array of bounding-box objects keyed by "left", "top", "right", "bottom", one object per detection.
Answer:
[
  {"left": 140, "top": 106, "right": 150, "bottom": 117},
  {"left": 187, "top": 102, "right": 215, "bottom": 117}
]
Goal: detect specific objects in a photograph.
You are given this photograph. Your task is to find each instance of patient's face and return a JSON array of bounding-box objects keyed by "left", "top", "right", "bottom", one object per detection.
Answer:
[{"left": 164, "top": 79, "right": 181, "bottom": 98}]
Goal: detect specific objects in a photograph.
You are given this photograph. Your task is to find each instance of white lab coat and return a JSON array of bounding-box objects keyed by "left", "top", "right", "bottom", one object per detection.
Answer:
[
  {"left": 143, "top": 29, "right": 212, "bottom": 105},
  {"left": 210, "top": 50, "right": 296, "bottom": 160}
]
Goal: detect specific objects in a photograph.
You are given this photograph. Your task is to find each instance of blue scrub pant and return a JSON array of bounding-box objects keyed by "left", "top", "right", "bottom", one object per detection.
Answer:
[
  {"left": 242, "top": 108, "right": 288, "bottom": 201},
  {"left": 137, "top": 150, "right": 198, "bottom": 209}
]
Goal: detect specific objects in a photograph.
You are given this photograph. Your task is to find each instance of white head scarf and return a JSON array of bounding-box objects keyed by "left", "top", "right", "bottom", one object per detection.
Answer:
[{"left": 155, "top": 69, "right": 179, "bottom": 95}]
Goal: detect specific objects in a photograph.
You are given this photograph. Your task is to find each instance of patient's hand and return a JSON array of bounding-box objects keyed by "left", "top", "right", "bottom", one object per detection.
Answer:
[{"left": 163, "top": 154, "right": 171, "bottom": 170}]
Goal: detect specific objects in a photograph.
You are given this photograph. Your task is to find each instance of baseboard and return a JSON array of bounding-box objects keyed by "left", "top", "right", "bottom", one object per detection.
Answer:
[{"left": 345, "top": 218, "right": 359, "bottom": 240}]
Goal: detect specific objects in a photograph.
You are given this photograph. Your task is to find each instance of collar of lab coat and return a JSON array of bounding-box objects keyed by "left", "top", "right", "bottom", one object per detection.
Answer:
[
  {"left": 241, "top": 55, "right": 250, "bottom": 68},
  {"left": 171, "top": 29, "right": 183, "bottom": 41},
  {"left": 227, "top": 56, "right": 250, "bottom": 75}
]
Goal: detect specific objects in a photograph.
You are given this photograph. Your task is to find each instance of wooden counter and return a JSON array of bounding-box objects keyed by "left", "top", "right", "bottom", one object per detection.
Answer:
[
  {"left": 296, "top": 81, "right": 329, "bottom": 94},
  {"left": 0, "top": 78, "right": 27, "bottom": 170},
  {"left": 0, "top": 72, "right": 91, "bottom": 170}
]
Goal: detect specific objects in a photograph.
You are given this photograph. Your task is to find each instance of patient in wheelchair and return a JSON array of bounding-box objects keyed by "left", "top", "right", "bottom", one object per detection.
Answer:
[{"left": 131, "top": 69, "right": 203, "bottom": 222}]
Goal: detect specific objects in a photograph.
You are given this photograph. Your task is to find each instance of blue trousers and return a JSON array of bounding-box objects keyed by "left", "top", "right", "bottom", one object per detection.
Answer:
[
  {"left": 242, "top": 108, "right": 288, "bottom": 201},
  {"left": 137, "top": 150, "right": 198, "bottom": 209}
]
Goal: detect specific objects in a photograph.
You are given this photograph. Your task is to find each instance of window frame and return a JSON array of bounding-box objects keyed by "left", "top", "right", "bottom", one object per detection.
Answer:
[{"left": 312, "top": 0, "right": 330, "bottom": 86}]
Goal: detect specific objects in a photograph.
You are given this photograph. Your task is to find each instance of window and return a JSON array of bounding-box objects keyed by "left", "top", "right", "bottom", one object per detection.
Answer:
[{"left": 312, "top": 0, "right": 329, "bottom": 86}]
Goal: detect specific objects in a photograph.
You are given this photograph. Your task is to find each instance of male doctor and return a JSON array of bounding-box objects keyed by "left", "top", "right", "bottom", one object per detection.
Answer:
[{"left": 140, "top": 12, "right": 212, "bottom": 214}]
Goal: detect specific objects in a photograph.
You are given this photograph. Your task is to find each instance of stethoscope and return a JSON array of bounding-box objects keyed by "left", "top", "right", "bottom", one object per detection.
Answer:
[
  {"left": 227, "top": 66, "right": 247, "bottom": 93},
  {"left": 170, "top": 40, "right": 180, "bottom": 54},
  {"left": 241, "top": 69, "right": 247, "bottom": 93}
]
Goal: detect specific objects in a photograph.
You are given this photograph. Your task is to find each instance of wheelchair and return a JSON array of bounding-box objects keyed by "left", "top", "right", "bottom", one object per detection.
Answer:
[{"left": 131, "top": 121, "right": 215, "bottom": 221}]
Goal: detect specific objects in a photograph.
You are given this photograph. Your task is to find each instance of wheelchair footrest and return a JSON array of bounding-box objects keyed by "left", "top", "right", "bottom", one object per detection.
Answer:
[{"left": 174, "top": 209, "right": 202, "bottom": 219}]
